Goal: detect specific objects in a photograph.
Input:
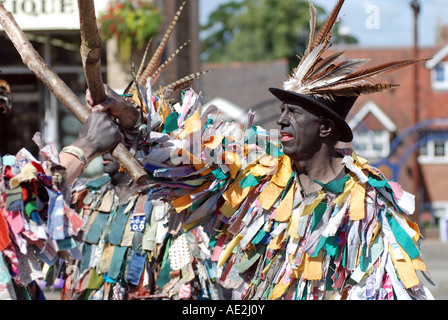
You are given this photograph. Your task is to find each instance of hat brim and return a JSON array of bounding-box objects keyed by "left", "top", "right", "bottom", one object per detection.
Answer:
[{"left": 269, "top": 87, "right": 353, "bottom": 142}]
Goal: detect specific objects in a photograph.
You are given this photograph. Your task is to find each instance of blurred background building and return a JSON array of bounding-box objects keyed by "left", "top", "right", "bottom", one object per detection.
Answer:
[{"left": 1, "top": 0, "right": 448, "bottom": 241}]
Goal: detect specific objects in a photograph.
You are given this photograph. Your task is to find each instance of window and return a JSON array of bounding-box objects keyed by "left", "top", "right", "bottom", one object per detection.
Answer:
[
  {"left": 419, "top": 140, "right": 448, "bottom": 164},
  {"left": 423, "top": 202, "right": 448, "bottom": 218},
  {"left": 435, "top": 141, "right": 446, "bottom": 157},
  {"left": 432, "top": 62, "right": 448, "bottom": 90},
  {"left": 352, "top": 130, "right": 391, "bottom": 159},
  {"left": 348, "top": 101, "right": 396, "bottom": 160},
  {"left": 435, "top": 65, "right": 445, "bottom": 82}
]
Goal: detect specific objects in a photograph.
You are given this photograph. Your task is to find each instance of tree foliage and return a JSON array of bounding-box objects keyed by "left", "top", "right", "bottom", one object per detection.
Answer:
[{"left": 201, "top": 0, "right": 357, "bottom": 68}]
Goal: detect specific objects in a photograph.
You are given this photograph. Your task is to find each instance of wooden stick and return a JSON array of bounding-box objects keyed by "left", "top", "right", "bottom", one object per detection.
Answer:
[
  {"left": 0, "top": 3, "right": 148, "bottom": 184},
  {"left": 78, "top": 0, "right": 106, "bottom": 105}
]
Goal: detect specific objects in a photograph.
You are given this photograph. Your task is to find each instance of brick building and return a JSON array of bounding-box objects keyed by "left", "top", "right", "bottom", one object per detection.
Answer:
[{"left": 333, "top": 41, "right": 448, "bottom": 235}]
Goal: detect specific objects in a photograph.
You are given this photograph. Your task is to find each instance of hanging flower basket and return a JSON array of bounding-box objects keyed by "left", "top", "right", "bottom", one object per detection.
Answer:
[{"left": 98, "top": 0, "right": 163, "bottom": 63}]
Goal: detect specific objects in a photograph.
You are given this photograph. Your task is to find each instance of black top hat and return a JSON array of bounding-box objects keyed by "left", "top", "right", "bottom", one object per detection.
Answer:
[{"left": 269, "top": 87, "right": 357, "bottom": 142}]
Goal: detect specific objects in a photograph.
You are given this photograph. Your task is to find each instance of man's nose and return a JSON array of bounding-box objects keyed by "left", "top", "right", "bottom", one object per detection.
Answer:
[{"left": 277, "top": 111, "right": 289, "bottom": 127}]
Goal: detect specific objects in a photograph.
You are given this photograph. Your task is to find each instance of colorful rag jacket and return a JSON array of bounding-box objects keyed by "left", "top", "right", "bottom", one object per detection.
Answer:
[
  {"left": 206, "top": 150, "right": 434, "bottom": 300},
  {"left": 0, "top": 139, "right": 84, "bottom": 300},
  {"left": 125, "top": 88, "right": 434, "bottom": 300},
  {"left": 63, "top": 174, "right": 219, "bottom": 300}
]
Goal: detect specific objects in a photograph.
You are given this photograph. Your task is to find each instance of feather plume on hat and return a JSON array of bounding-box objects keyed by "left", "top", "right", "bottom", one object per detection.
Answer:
[{"left": 282, "top": 0, "right": 426, "bottom": 101}]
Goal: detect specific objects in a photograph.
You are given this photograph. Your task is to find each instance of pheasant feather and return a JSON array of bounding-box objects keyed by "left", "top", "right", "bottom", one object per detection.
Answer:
[
  {"left": 138, "top": 0, "right": 187, "bottom": 86},
  {"left": 150, "top": 39, "right": 192, "bottom": 84},
  {"left": 282, "top": 0, "right": 426, "bottom": 100},
  {"left": 153, "top": 71, "right": 211, "bottom": 97},
  {"left": 124, "top": 0, "right": 209, "bottom": 99}
]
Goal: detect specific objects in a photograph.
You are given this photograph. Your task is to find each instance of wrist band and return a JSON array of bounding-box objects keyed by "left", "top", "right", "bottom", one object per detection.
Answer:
[{"left": 61, "top": 146, "right": 89, "bottom": 169}]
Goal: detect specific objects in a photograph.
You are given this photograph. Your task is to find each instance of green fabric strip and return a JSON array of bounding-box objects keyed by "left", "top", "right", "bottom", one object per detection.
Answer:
[
  {"left": 234, "top": 245, "right": 265, "bottom": 273},
  {"left": 239, "top": 174, "right": 261, "bottom": 188},
  {"left": 386, "top": 212, "right": 420, "bottom": 259},
  {"left": 310, "top": 200, "right": 327, "bottom": 233},
  {"left": 155, "top": 236, "right": 173, "bottom": 288},
  {"left": 107, "top": 206, "right": 129, "bottom": 245},
  {"left": 311, "top": 236, "right": 327, "bottom": 258},
  {"left": 314, "top": 174, "right": 350, "bottom": 194},
  {"left": 86, "top": 175, "right": 111, "bottom": 189},
  {"left": 85, "top": 212, "right": 110, "bottom": 244},
  {"left": 107, "top": 245, "right": 128, "bottom": 280},
  {"left": 162, "top": 112, "right": 179, "bottom": 133}
]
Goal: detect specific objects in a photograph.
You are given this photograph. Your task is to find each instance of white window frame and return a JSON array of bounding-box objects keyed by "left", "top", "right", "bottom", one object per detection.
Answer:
[
  {"left": 349, "top": 101, "right": 396, "bottom": 159},
  {"left": 418, "top": 139, "right": 448, "bottom": 164},
  {"left": 352, "top": 130, "right": 391, "bottom": 159},
  {"left": 424, "top": 201, "right": 448, "bottom": 218}
]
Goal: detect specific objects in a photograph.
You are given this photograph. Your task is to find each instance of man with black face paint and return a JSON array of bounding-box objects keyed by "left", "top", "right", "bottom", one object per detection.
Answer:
[
  {"left": 276, "top": 100, "right": 348, "bottom": 197},
  {"left": 64, "top": 0, "right": 434, "bottom": 300}
]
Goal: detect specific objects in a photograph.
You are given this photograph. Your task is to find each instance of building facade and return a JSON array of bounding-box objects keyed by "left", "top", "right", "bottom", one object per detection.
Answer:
[{"left": 337, "top": 41, "right": 448, "bottom": 238}]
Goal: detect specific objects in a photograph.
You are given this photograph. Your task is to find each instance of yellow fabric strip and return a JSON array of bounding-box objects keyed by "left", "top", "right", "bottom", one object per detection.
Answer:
[
  {"left": 267, "top": 234, "right": 284, "bottom": 250},
  {"left": 406, "top": 220, "right": 422, "bottom": 241},
  {"left": 204, "top": 135, "right": 224, "bottom": 149},
  {"left": 171, "top": 182, "right": 212, "bottom": 213},
  {"left": 388, "top": 243, "right": 420, "bottom": 289},
  {"left": 222, "top": 175, "right": 255, "bottom": 209},
  {"left": 350, "top": 182, "right": 366, "bottom": 220},
  {"left": 303, "top": 252, "right": 323, "bottom": 280},
  {"left": 178, "top": 108, "right": 201, "bottom": 139},
  {"left": 220, "top": 201, "right": 238, "bottom": 218},
  {"left": 269, "top": 278, "right": 290, "bottom": 300},
  {"left": 271, "top": 154, "right": 293, "bottom": 187},
  {"left": 258, "top": 181, "right": 284, "bottom": 210},
  {"left": 334, "top": 176, "right": 355, "bottom": 207},
  {"left": 301, "top": 192, "right": 326, "bottom": 217},
  {"left": 218, "top": 234, "right": 244, "bottom": 268},
  {"left": 249, "top": 163, "right": 276, "bottom": 177},
  {"left": 224, "top": 151, "right": 241, "bottom": 179},
  {"left": 275, "top": 183, "right": 295, "bottom": 222}
]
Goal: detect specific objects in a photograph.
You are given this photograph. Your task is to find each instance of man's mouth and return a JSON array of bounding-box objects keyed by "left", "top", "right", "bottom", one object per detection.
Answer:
[
  {"left": 102, "top": 154, "right": 114, "bottom": 165},
  {"left": 280, "top": 131, "right": 294, "bottom": 142}
]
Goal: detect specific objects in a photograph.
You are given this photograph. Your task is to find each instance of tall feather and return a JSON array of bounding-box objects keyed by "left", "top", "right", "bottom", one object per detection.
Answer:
[
  {"left": 313, "top": 83, "right": 399, "bottom": 97},
  {"left": 308, "top": 59, "right": 370, "bottom": 87},
  {"left": 153, "top": 70, "right": 211, "bottom": 97},
  {"left": 310, "top": 0, "right": 344, "bottom": 51},
  {"left": 289, "top": 0, "right": 345, "bottom": 87},
  {"left": 138, "top": 0, "right": 187, "bottom": 87},
  {"left": 150, "top": 39, "right": 192, "bottom": 84},
  {"left": 305, "top": 50, "right": 345, "bottom": 81},
  {"left": 136, "top": 40, "right": 152, "bottom": 80},
  {"left": 338, "top": 58, "right": 425, "bottom": 83},
  {"left": 281, "top": 0, "right": 427, "bottom": 100},
  {"left": 303, "top": 0, "right": 317, "bottom": 57}
]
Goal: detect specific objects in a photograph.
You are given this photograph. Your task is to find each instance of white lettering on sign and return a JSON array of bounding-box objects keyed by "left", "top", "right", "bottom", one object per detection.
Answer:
[
  {"left": 0, "top": 0, "right": 108, "bottom": 30},
  {"left": 1, "top": 0, "right": 75, "bottom": 16}
]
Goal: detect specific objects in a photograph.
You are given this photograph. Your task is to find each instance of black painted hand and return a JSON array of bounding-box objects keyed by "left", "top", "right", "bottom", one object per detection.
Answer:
[{"left": 70, "top": 111, "right": 123, "bottom": 163}]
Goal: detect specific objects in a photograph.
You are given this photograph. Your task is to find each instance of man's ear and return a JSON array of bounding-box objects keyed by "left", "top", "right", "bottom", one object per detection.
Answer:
[{"left": 319, "top": 118, "right": 335, "bottom": 138}]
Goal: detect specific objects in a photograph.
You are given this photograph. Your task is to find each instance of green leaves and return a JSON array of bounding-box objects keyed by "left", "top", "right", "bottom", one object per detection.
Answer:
[
  {"left": 201, "top": 0, "right": 356, "bottom": 69},
  {"left": 98, "top": 0, "right": 163, "bottom": 62},
  {"left": 202, "top": 0, "right": 317, "bottom": 64}
]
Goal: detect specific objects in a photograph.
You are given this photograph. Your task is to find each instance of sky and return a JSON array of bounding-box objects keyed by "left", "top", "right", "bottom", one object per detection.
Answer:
[{"left": 198, "top": 0, "right": 448, "bottom": 48}]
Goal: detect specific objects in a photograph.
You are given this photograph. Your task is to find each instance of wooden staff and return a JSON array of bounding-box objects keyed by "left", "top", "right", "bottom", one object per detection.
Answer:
[
  {"left": 78, "top": 0, "right": 106, "bottom": 105},
  {"left": 0, "top": 3, "right": 148, "bottom": 184}
]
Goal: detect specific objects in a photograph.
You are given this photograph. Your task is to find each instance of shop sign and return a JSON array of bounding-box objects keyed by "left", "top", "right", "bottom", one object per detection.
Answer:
[{"left": 0, "top": 0, "right": 109, "bottom": 30}]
